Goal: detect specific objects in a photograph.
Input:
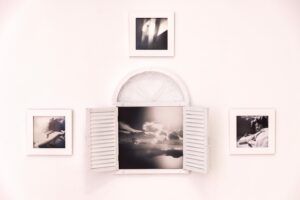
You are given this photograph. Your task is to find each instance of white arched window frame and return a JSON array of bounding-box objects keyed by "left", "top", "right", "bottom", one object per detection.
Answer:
[{"left": 86, "top": 69, "right": 208, "bottom": 174}]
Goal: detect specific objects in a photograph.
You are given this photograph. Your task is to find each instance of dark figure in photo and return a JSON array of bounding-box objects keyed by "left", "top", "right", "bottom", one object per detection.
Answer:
[
  {"left": 237, "top": 116, "right": 268, "bottom": 148},
  {"left": 136, "top": 18, "right": 168, "bottom": 50},
  {"left": 34, "top": 117, "right": 66, "bottom": 148}
]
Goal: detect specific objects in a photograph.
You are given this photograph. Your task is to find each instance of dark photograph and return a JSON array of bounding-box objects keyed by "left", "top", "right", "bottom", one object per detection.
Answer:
[
  {"left": 118, "top": 107, "right": 183, "bottom": 169},
  {"left": 236, "top": 116, "right": 269, "bottom": 148},
  {"left": 33, "top": 116, "right": 66, "bottom": 148},
  {"left": 136, "top": 18, "right": 168, "bottom": 50}
]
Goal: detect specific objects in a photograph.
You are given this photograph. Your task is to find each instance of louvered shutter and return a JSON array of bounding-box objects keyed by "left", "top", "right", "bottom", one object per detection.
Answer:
[
  {"left": 183, "top": 106, "right": 208, "bottom": 173},
  {"left": 87, "top": 107, "right": 118, "bottom": 172}
]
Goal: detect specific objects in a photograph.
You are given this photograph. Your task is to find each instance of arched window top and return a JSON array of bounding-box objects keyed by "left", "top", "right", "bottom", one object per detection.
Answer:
[{"left": 113, "top": 69, "right": 190, "bottom": 106}]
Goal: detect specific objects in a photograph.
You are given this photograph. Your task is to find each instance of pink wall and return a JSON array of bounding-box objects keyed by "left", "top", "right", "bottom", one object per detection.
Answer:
[{"left": 1, "top": 0, "right": 300, "bottom": 199}]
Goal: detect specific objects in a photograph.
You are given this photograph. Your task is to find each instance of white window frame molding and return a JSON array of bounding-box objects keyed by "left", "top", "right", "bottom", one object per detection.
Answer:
[
  {"left": 87, "top": 68, "right": 208, "bottom": 174},
  {"left": 114, "top": 69, "right": 189, "bottom": 174},
  {"left": 112, "top": 68, "right": 190, "bottom": 107}
]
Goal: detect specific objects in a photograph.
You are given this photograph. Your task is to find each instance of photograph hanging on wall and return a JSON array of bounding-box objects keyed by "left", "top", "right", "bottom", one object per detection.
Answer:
[
  {"left": 229, "top": 109, "right": 275, "bottom": 154},
  {"left": 136, "top": 18, "right": 168, "bottom": 50},
  {"left": 27, "top": 109, "right": 72, "bottom": 155},
  {"left": 118, "top": 107, "right": 183, "bottom": 169},
  {"left": 129, "top": 11, "right": 174, "bottom": 56}
]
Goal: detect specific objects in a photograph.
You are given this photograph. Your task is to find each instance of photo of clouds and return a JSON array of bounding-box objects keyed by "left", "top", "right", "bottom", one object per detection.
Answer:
[
  {"left": 118, "top": 107, "right": 183, "bottom": 169},
  {"left": 136, "top": 18, "right": 168, "bottom": 50}
]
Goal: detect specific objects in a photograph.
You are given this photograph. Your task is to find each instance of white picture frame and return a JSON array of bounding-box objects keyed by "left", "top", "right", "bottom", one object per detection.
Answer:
[
  {"left": 229, "top": 108, "right": 275, "bottom": 155},
  {"left": 129, "top": 11, "right": 174, "bottom": 57},
  {"left": 27, "top": 109, "right": 72, "bottom": 155}
]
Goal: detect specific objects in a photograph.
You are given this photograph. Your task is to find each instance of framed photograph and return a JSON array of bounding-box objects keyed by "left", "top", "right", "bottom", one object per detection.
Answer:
[
  {"left": 27, "top": 109, "right": 72, "bottom": 155},
  {"left": 118, "top": 106, "right": 183, "bottom": 170},
  {"left": 229, "top": 109, "right": 275, "bottom": 154},
  {"left": 129, "top": 11, "right": 174, "bottom": 57}
]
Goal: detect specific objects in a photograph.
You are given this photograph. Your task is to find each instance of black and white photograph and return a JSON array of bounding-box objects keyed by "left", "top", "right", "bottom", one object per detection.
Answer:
[
  {"left": 236, "top": 116, "right": 268, "bottom": 148},
  {"left": 118, "top": 107, "right": 183, "bottom": 169},
  {"left": 27, "top": 109, "right": 72, "bottom": 155},
  {"left": 33, "top": 116, "right": 66, "bottom": 148},
  {"left": 136, "top": 18, "right": 168, "bottom": 50},
  {"left": 229, "top": 109, "right": 275, "bottom": 154},
  {"left": 129, "top": 12, "right": 174, "bottom": 56}
]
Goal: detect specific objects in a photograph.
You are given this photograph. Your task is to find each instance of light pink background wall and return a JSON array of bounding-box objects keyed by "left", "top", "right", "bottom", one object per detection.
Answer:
[{"left": 1, "top": 0, "right": 300, "bottom": 199}]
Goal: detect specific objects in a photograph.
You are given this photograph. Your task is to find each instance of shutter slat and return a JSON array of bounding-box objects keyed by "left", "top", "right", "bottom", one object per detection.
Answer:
[
  {"left": 91, "top": 140, "right": 115, "bottom": 147},
  {"left": 91, "top": 151, "right": 115, "bottom": 157},
  {"left": 186, "top": 125, "right": 205, "bottom": 130},
  {"left": 186, "top": 159, "right": 205, "bottom": 166},
  {"left": 185, "top": 132, "right": 206, "bottom": 138},
  {"left": 90, "top": 114, "right": 115, "bottom": 118},
  {"left": 87, "top": 107, "right": 118, "bottom": 172},
  {"left": 90, "top": 127, "right": 115, "bottom": 133},
  {"left": 91, "top": 140, "right": 115, "bottom": 145},
  {"left": 185, "top": 146, "right": 206, "bottom": 153},
  {"left": 186, "top": 115, "right": 205, "bottom": 119},
  {"left": 90, "top": 120, "right": 115, "bottom": 125},
  {"left": 185, "top": 153, "right": 206, "bottom": 160},
  {"left": 90, "top": 147, "right": 116, "bottom": 154},
  {"left": 185, "top": 139, "right": 206, "bottom": 146},
  {"left": 183, "top": 106, "right": 208, "bottom": 173},
  {"left": 185, "top": 164, "right": 205, "bottom": 171},
  {"left": 185, "top": 118, "right": 205, "bottom": 124},
  {"left": 90, "top": 145, "right": 115, "bottom": 152},
  {"left": 91, "top": 142, "right": 115, "bottom": 148},
  {"left": 185, "top": 108, "right": 205, "bottom": 113},
  {"left": 90, "top": 135, "right": 115, "bottom": 141},
  {"left": 90, "top": 124, "right": 115, "bottom": 129},
  {"left": 90, "top": 112, "right": 115, "bottom": 116},
  {"left": 91, "top": 129, "right": 115, "bottom": 134},
  {"left": 91, "top": 157, "right": 116, "bottom": 163},
  {"left": 91, "top": 164, "right": 116, "bottom": 170}
]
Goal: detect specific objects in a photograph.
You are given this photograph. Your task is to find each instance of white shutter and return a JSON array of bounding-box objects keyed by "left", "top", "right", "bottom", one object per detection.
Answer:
[
  {"left": 183, "top": 106, "right": 208, "bottom": 173},
  {"left": 87, "top": 107, "right": 118, "bottom": 172}
]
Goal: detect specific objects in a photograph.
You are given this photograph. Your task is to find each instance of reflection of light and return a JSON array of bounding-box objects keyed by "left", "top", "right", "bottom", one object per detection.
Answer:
[
  {"left": 141, "top": 18, "right": 168, "bottom": 45},
  {"left": 141, "top": 19, "right": 156, "bottom": 44},
  {"left": 153, "top": 155, "right": 183, "bottom": 169},
  {"left": 157, "top": 19, "right": 167, "bottom": 36},
  {"left": 147, "top": 107, "right": 182, "bottom": 131},
  {"left": 136, "top": 107, "right": 183, "bottom": 145}
]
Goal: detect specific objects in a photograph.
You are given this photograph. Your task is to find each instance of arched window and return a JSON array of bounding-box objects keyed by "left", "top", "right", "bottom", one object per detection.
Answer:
[
  {"left": 113, "top": 69, "right": 189, "bottom": 106},
  {"left": 87, "top": 69, "right": 208, "bottom": 174}
]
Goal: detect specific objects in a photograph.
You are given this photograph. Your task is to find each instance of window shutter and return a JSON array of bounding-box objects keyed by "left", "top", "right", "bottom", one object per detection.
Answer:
[
  {"left": 183, "top": 106, "right": 208, "bottom": 173},
  {"left": 86, "top": 107, "right": 118, "bottom": 172}
]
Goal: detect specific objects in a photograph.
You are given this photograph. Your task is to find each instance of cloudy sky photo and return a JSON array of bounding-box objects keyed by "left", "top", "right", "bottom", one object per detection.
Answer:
[{"left": 118, "top": 107, "right": 183, "bottom": 169}]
